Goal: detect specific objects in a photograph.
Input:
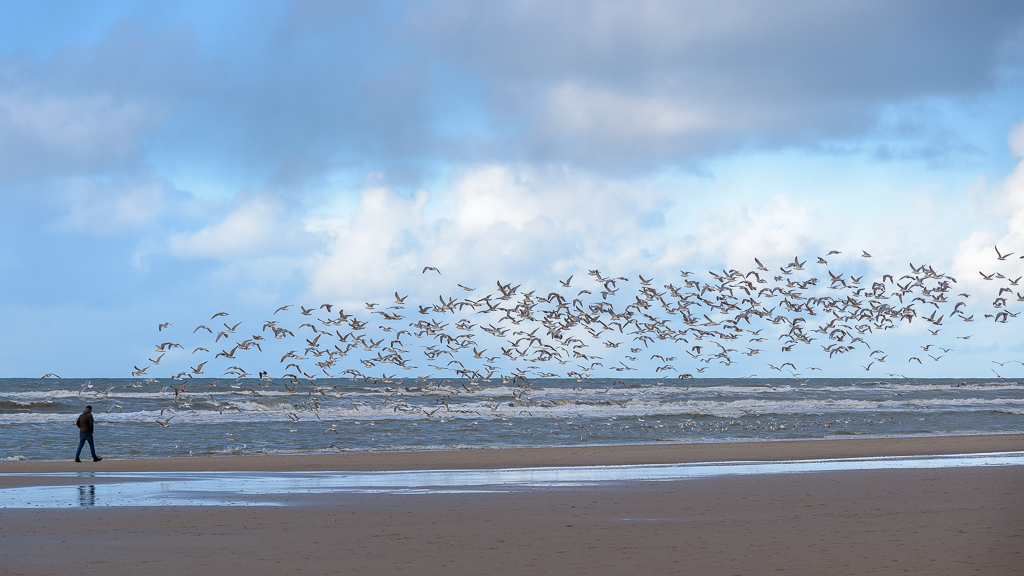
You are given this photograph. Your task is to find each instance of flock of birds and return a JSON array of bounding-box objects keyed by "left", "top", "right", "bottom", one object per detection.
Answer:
[
  {"left": 114, "top": 246, "right": 1023, "bottom": 397},
  {"left": 22, "top": 246, "right": 1023, "bottom": 449}
]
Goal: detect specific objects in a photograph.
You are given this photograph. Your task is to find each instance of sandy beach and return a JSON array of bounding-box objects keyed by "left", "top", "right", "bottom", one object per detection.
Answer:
[{"left": 2, "top": 435, "right": 1022, "bottom": 575}]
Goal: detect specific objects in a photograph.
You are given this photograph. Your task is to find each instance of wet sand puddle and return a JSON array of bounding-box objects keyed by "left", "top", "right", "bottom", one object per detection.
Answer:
[{"left": 2, "top": 451, "right": 1022, "bottom": 508}]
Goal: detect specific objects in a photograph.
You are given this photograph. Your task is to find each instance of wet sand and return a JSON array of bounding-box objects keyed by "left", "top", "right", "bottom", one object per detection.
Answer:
[
  {"left": 4, "top": 433, "right": 1024, "bottom": 478},
  {"left": 2, "top": 435, "right": 1023, "bottom": 575}
]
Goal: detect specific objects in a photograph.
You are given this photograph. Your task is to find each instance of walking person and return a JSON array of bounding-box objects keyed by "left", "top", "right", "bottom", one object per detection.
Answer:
[{"left": 74, "top": 405, "right": 102, "bottom": 463}]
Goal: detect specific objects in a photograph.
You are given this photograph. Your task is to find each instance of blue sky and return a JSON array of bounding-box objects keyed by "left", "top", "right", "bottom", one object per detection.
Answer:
[{"left": 2, "top": 0, "right": 1024, "bottom": 378}]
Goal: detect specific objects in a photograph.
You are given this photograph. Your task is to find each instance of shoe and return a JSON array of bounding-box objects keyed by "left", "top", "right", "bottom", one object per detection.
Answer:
[
  {"left": 93, "top": 457, "right": 102, "bottom": 462},
  {"left": 75, "top": 457, "right": 81, "bottom": 463}
]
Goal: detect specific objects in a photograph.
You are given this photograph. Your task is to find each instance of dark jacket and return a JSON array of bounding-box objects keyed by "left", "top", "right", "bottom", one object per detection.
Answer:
[{"left": 75, "top": 411, "right": 94, "bottom": 434}]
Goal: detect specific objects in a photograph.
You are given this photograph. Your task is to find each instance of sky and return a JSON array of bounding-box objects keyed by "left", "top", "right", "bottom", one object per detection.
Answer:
[{"left": 1, "top": 0, "right": 1024, "bottom": 378}]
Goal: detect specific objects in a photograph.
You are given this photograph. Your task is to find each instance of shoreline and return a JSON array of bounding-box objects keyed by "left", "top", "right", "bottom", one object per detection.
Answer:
[{"left": 4, "top": 433, "right": 1022, "bottom": 476}]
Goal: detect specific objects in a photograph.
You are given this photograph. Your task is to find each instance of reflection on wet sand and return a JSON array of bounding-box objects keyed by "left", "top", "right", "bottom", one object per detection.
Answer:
[
  {"left": 2, "top": 451, "right": 1021, "bottom": 508},
  {"left": 77, "top": 484, "right": 95, "bottom": 506}
]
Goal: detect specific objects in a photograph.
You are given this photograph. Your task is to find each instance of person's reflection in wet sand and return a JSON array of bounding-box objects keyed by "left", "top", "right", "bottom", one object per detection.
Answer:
[{"left": 78, "top": 485, "right": 95, "bottom": 506}]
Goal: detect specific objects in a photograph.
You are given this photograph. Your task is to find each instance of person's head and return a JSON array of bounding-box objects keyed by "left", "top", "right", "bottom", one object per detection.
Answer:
[{"left": 85, "top": 405, "right": 92, "bottom": 412}]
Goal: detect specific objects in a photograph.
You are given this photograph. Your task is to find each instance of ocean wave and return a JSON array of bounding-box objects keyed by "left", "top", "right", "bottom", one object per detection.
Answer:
[{"left": 2, "top": 394, "right": 1022, "bottom": 425}]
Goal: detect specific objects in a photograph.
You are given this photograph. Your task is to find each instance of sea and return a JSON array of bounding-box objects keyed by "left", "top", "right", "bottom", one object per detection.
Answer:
[{"left": 2, "top": 377, "right": 1022, "bottom": 462}]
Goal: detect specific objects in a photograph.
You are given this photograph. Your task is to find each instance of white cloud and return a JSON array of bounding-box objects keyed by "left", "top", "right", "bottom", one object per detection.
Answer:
[
  {"left": 952, "top": 124, "right": 1024, "bottom": 293},
  {"left": 304, "top": 165, "right": 680, "bottom": 301},
  {"left": 688, "top": 196, "right": 820, "bottom": 267},
  {"left": 168, "top": 195, "right": 288, "bottom": 258},
  {"left": 302, "top": 165, "right": 872, "bottom": 302},
  {"left": 307, "top": 185, "right": 432, "bottom": 298}
]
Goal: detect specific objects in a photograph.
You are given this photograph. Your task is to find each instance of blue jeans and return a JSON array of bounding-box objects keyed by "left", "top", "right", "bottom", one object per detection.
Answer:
[{"left": 76, "top": 433, "right": 97, "bottom": 459}]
